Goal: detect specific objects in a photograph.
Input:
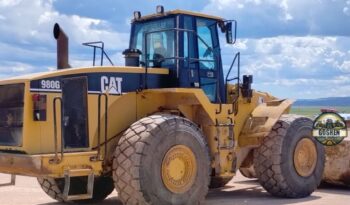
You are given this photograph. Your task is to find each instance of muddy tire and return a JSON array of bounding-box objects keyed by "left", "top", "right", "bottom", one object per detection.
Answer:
[
  {"left": 37, "top": 175, "right": 114, "bottom": 203},
  {"left": 254, "top": 114, "right": 325, "bottom": 198},
  {"left": 209, "top": 176, "right": 233, "bottom": 188},
  {"left": 113, "top": 114, "right": 210, "bottom": 205},
  {"left": 239, "top": 166, "right": 256, "bottom": 179}
]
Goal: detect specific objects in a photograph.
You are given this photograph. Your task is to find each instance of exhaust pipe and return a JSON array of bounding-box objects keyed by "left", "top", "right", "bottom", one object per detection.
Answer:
[{"left": 53, "top": 23, "right": 70, "bottom": 69}]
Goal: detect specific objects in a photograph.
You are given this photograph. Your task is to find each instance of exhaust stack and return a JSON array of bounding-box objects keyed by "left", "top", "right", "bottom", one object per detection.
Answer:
[{"left": 53, "top": 23, "right": 70, "bottom": 69}]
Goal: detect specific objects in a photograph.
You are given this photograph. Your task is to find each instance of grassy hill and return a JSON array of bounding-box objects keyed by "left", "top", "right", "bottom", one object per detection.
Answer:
[
  {"left": 294, "top": 97, "right": 350, "bottom": 106},
  {"left": 291, "top": 106, "right": 350, "bottom": 117},
  {"left": 291, "top": 97, "right": 350, "bottom": 116}
]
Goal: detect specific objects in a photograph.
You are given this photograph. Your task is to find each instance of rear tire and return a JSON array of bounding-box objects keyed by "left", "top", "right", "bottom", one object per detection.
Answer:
[
  {"left": 37, "top": 175, "right": 114, "bottom": 203},
  {"left": 254, "top": 114, "right": 325, "bottom": 198},
  {"left": 113, "top": 114, "right": 210, "bottom": 205}
]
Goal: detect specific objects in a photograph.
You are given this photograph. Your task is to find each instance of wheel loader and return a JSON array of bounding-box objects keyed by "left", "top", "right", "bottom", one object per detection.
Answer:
[{"left": 0, "top": 6, "right": 326, "bottom": 204}]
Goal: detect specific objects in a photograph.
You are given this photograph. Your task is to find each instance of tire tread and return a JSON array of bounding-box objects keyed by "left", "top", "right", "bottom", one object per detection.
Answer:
[
  {"left": 253, "top": 114, "right": 320, "bottom": 198},
  {"left": 113, "top": 114, "right": 210, "bottom": 205}
]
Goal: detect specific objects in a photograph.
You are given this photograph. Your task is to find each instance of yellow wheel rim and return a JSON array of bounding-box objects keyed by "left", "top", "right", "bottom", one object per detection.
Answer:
[
  {"left": 293, "top": 138, "right": 317, "bottom": 177},
  {"left": 161, "top": 145, "right": 197, "bottom": 194}
]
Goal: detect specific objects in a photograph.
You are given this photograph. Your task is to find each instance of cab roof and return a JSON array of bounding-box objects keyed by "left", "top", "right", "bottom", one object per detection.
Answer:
[{"left": 134, "top": 9, "right": 224, "bottom": 22}]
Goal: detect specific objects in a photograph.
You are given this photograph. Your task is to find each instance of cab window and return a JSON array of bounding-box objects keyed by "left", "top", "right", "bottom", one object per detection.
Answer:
[
  {"left": 196, "top": 18, "right": 216, "bottom": 70},
  {"left": 131, "top": 18, "right": 175, "bottom": 67},
  {"left": 196, "top": 18, "right": 219, "bottom": 102}
]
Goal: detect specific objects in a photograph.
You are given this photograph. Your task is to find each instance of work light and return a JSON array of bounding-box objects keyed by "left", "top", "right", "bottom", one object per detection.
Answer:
[
  {"left": 134, "top": 11, "right": 141, "bottom": 20},
  {"left": 156, "top": 5, "right": 164, "bottom": 14}
]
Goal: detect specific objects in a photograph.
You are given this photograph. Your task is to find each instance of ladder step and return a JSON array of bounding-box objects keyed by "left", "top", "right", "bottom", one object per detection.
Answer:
[
  {"left": 63, "top": 169, "right": 94, "bottom": 201},
  {"left": 216, "top": 123, "right": 234, "bottom": 127},
  {"left": 216, "top": 124, "right": 235, "bottom": 149},
  {"left": 66, "top": 168, "right": 94, "bottom": 177}
]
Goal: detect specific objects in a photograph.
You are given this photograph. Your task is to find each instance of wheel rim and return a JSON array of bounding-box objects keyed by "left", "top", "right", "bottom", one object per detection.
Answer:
[
  {"left": 293, "top": 138, "right": 317, "bottom": 177},
  {"left": 161, "top": 145, "right": 197, "bottom": 194}
]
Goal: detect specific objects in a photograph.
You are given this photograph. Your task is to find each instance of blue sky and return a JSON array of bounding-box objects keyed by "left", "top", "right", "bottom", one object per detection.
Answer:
[{"left": 0, "top": 0, "right": 350, "bottom": 99}]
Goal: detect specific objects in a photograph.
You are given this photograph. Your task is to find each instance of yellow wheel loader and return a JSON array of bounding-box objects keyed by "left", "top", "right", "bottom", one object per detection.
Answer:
[{"left": 0, "top": 6, "right": 325, "bottom": 204}]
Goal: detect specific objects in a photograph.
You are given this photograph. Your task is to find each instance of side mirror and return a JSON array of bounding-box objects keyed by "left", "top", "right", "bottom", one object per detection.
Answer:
[
  {"left": 225, "top": 21, "right": 237, "bottom": 44},
  {"left": 242, "top": 75, "right": 253, "bottom": 100}
]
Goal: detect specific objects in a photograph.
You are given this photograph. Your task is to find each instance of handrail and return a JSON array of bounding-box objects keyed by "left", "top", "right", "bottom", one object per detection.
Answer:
[
  {"left": 225, "top": 52, "right": 240, "bottom": 114},
  {"left": 96, "top": 93, "right": 108, "bottom": 160},
  {"left": 51, "top": 97, "right": 64, "bottom": 164},
  {"left": 82, "top": 41, "right": 114, "bottom": 66}
]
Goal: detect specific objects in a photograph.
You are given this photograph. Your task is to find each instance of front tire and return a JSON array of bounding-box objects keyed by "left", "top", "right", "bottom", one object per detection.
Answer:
[
  {"left": 113, "top": 114, "right": 210, "bottom": 205},
  {"left": 254, "top": 114, "right": 325, "bottom": 198}
]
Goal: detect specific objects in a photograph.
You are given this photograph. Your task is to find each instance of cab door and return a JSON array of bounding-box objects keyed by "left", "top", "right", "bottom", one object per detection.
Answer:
[
  {"left": 195, "top": 18, "right": 219, "bottom": 102},
  {"left": 182, "top": 16, "right": 223, "bottom": 103}
]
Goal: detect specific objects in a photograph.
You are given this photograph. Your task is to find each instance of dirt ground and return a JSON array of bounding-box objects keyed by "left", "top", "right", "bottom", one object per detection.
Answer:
[{"left": 0, "top": 172, "right": 349, "bottom": 205}]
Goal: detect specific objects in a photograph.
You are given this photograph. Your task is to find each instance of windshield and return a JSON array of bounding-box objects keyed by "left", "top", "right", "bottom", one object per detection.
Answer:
[{"left": 130, "top": 18, "right": 175, "bottom": 67}]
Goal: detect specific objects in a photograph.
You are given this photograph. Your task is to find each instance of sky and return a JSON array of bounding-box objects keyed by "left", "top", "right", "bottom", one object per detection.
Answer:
[{"left": 0, "top": 0, "right": 350, "bottom": 99}]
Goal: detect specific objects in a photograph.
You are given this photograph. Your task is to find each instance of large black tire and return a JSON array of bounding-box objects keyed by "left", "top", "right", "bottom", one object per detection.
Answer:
[
  {"left": 239, "top": 151, "right": 256, "bottom": 179},
  {"left": 113, "top": 114, "right": 210, "bottom": 205},
  {"left": 254, "top": 114, "right": 325, "bottom": 198},
  {"left": 239, "top": 166, "right": 256, "bottom": 179},
  {"left": 37, "top": 175, "right": 114, "bottom": 203},
  {"left": 209, "top": 176, "right": 233, "bottom": 188}
]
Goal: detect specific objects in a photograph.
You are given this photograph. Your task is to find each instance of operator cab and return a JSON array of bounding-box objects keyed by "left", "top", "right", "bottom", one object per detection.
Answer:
[{"left": 125, "top": 7, "right": 237, "bottom": 103}]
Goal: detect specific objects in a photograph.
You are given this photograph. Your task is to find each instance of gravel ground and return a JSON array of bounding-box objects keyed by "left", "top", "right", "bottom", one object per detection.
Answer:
[{"left": 0, "top": 172, "right": 349, "bottom": 205}]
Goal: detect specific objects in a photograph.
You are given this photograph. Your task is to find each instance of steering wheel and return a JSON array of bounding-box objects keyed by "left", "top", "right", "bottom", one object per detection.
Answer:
[{"left": 153, "top": 53, "right": 165, "bottom": 67}]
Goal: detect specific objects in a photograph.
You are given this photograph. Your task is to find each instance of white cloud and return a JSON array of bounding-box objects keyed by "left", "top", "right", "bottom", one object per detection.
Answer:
[
  {"left": 0, "top": 0, "right": 21, "bottom": 7},
  {"left": 0, "top": 0, "right": 130, "bottom": 75},
  {"left": 0, "top": 61, "right": 43, "bottom": 79},
  {"left": 203, "top": 0, "right": 350, "bottom": 37},
  {"left": 0, "top": 42, "right": 54, "bottom": 60},
  {"left": 221, "top": 34, "right": 350, "bottom": 98},
  {"left": 264, "top": 75, "right": 350, "bottom": 87},
  {"left": 244, "top": 57, "right": 282, "bottom": 75},
  {"left": 339, "top": 61, "right": 350, "bottom": 72},
  {"left": 279, "top": 0, "right": 293, "bottom": 21},
  {"left": 0, "top": 0, "right": 129, "bottom": 48},
  {"left": 236, "top": 36, "right": 345, "bottom": 73}
]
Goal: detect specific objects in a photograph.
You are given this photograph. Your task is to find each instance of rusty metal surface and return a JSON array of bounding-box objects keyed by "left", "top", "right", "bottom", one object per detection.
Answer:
[
  {"left": 53, "top": 23, "right": 70, "bottom": 69},
  {"left": 323, "top": 129, "right": 350, "bottom": 186},
  {"left": 0, "top": 151, "right": 102, "bottom": 178},
  {"left": 0, "top": 153, "right": 45, "bottom": 176}
]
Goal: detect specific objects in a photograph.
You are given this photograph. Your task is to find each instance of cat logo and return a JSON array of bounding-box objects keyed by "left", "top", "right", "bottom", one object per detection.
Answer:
[{"left": 101, "top": 76, "right": 123, "bottom": 95}]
